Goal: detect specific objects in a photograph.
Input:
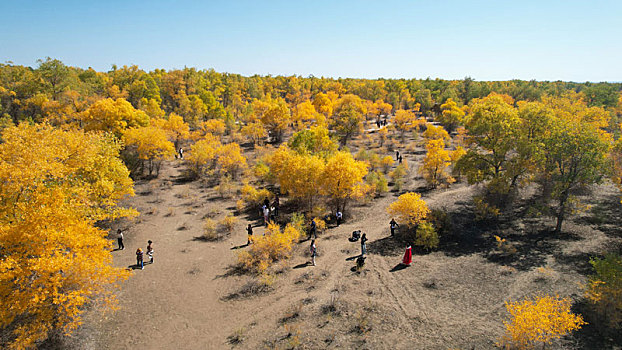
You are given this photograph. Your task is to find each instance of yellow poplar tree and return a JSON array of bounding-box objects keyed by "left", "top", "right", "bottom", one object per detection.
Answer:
[
  {"left": 420, "top": 139, "right": 454, "bottom": 188},
  {"left": 438, "top": 98, "right": 465, "bottom": 132},
  {"left": 123, "top": 125, "right": 175, "bottom": 176},
  {"left": 422, "top": 124, "right": 450, "bottom": 142},
  {"left": 386, "top": 192, "right": 430, "bottom": 227},
  {"left": 312, "top": 92, "right": 333, "bottom": 117},
  {"left": 268, "top": 146, "right": 325, "bottom": 210},
  {"left": 216, "top": 142, "right": 248, "bottom": 179},
  {"left": 0, "top": 123, "right": 135, "bottom": 349},
  {"left": 331, "top": 94, "right": 367, "bottom": 145},
  {"left": 321, "top": 151, "right": 369, "bottom": 212},
  {"left": 80, "top": 98, "right": 149, "bottom": 136},
  {"left": 241, "top": 122, "right": 267, "bottom": 146},
  {"left": 292, "top": 100, "right": 322, "bottom": 130},
  {"left": 186, "top": 133, "right": 222, "bottom": 177},
  {"left": 152, "top": 113, "right": 190, "bottom": 149},
  {"left": 393, "top": 109, "right": 419, "bottom": 141}
]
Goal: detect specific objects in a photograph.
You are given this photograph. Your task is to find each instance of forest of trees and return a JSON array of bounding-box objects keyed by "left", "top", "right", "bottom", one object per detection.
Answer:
[{"left": 1, "top": 58, "right": 622, "bottom": 348}]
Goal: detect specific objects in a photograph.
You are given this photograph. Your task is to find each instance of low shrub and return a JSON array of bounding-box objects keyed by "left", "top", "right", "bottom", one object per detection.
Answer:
[
  {"left": 237, "top": 183, "right": 273, "bottom": 211},
  {"left": 220, "top": 214, "right": 238, "bottom": 233},
  {"left": 237, "top": 222, "right": 302, "bottom": 273},
  {"left": 201, "top": 218, "right": 219, "bottom": 240},
  {"left": 585, "top": 253, "right": 622, "bottom": 328},
  {"left": 415, "top": 221, "right": 439, "bottom": 250}
]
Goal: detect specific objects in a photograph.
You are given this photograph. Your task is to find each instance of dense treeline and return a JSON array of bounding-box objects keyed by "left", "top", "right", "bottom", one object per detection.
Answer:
[{"left": 1, "top": 58, "right": 621, "bottom": 132}]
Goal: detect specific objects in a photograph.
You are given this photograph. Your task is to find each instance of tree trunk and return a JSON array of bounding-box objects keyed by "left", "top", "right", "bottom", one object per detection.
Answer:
[{"left": 555, "top": 190, "right": 569, "bottom": 233}]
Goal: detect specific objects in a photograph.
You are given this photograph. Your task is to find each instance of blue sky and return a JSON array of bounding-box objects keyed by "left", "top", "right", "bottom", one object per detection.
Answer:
[{"left": 1, "top": 0, "right": 621, "bottom": 81}]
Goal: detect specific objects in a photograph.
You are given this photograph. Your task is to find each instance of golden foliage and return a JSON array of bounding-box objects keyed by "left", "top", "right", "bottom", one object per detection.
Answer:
[
  {"left": 186, "top": 133, "right": 221, "bottom": 177},
  {"left": 321, "top": 151, "right": 369, "bottom": 210},
  {"left": 268, "top": 146, "right": 325, "bottom": 208},
  {"left": 420, "top": 139, "right": 454, "bottom": 187},
  {"left": 0, "top": 123, "right": 135, "bottom": 349},
  {"left": 422, "top": 124, "right": 450, "bottom": 142},
  {"left": 415, "top": 221, "right": 438, "bottom": 250},
  {"left": 123, "top": 125, "right": 175, "bottom": 176},
  {"left": 80, "top": 97, "right": 149, "bottom": 135},
  {"left": 500, "top": 294, "right": 586, "bottom": 349},
  {"left": 241, "top": 122, "right": 266, "bottom": 146},
  {"left": 380, "top": 155, "right": 394, "bottom": 173},
  {"left": 238, "top": 222, "right": 302, "bottom": 273},
  {"left": 216, "top": 142, "right": 247, "bottom": 179},
  {"left": 238, "top": 183, "right": 273, "bottom": 210},
  {"left": 386, "top": 192, "right": 430, "bottom": 227}
]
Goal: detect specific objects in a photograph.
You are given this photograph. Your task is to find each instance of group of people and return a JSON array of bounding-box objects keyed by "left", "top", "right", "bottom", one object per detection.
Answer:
[
  {"left": 116, "top": 229, "right": 154, "bottom": 270},
  {"left": 375, "top": 118, "right": 388, "bottom": 128},
  {"left": 261, "top": 197, "right": 280, "bottom": 226}
]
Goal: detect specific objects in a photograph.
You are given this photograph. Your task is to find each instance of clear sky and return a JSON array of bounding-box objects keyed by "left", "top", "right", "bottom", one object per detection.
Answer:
[{"left": 1, "top": 0, "right": 621, "bottom": 82}]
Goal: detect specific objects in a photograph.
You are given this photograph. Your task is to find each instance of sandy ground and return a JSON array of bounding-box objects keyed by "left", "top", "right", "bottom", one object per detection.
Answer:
[{"left": 74, "top": 131, "right": 622, "bottom": 350}]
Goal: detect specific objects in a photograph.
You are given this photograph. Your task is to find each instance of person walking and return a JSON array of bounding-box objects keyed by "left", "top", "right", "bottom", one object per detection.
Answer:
[
  {"left": 396, "top": 150, "right": 400, "bottom": 161},
  {"left": 116, "top": 229, "right": 125, "bottom": 250},
  {"left": 146, "top": 240, "right": 154, "bottom": 264},
  {"left": 263, "top": 205, "right": 270, "bottom": 226},
  {"left": 390, "top": 218, "right": 399, "bottom": 236},
  {"left": 310, "top": 239, "right": 317, "bottom": 266},
  {"left": 336, "top": 211, "right": 343, "bottom": 226},
  {"left": 178, "top": 147, "right": 184, "bottom": 159},
  {"left": 309, "top": 219, "right": 317, "bottom": 239},
  {"left": 246, "top": 224, "right": 253, "bottom": 245},
  {"left": 273, "top": 196, "right": 280, "bottom": 217},
  {"left": 136, "top": 248, "right": 144, "bottom": 270},
  {"left": 398, "top": 155, "right": 403, "bottom": 164},
  {"left": 360, "top": 233, "right": 368, "bottom": 256}
]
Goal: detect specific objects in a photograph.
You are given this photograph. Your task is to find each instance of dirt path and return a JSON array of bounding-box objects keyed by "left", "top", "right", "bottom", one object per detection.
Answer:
[
  {"left": 83, "top": 161, "right": 256, "bottom": 349},
  {"left": 80, "top": 154, "right": 621, "bottom": 349}
]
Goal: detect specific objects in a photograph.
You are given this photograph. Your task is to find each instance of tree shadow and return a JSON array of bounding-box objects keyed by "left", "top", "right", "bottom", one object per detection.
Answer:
[
  {"left": 571, "top": 299, "right": 622, "bottom": 349},
  {"left": 214, "top": 264, "right": 249, "bottom": 279},
  {"left": 367, "top": 236, "right": 404, "bottom": 257}
]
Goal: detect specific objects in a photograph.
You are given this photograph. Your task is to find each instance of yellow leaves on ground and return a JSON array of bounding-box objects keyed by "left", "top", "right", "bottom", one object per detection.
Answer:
[
  {"left": 500, "top": 294, "right": 586, "bottom": 349},
  {"left": 386, "top": 192, "right": 430, "bottom": 227},
  {"left": 0, "top": 123, "right": 134, "bottom": 349}
]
